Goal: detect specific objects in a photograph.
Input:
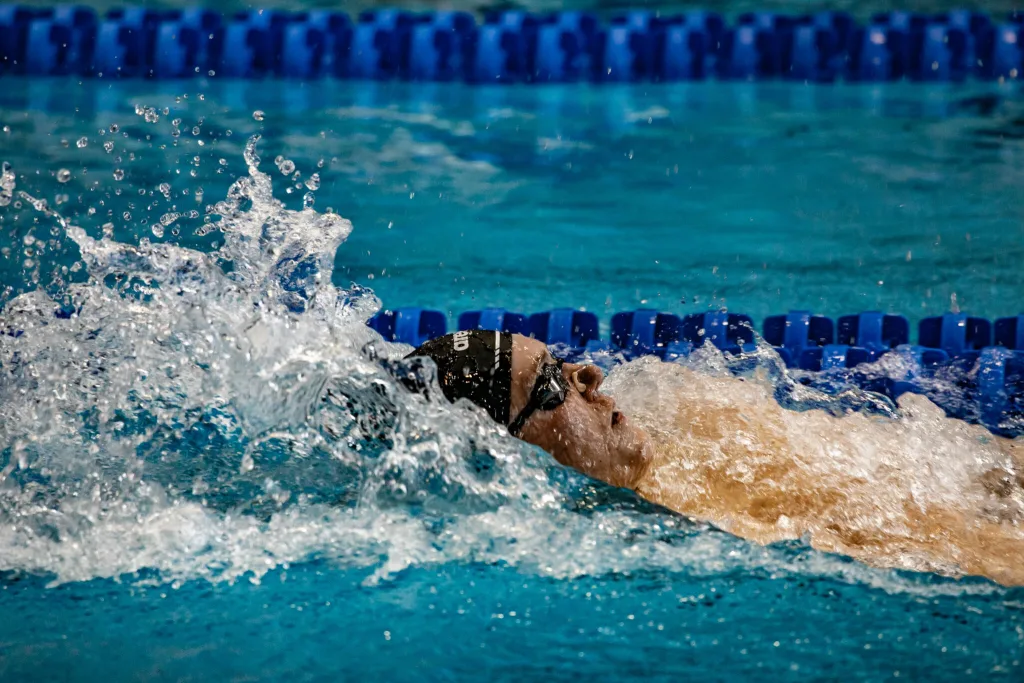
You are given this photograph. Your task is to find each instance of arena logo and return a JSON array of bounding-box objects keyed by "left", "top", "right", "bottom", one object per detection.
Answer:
[{"left": 452, "top": 330, "right": 470, "bottom": 351}]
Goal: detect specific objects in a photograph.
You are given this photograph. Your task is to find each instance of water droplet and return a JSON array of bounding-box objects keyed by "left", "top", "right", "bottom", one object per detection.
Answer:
[
  {"left": 253, "top": 110, "right": 265, "bottom": 121},
  {"left": 113, "top": 169, "right": 125, "bottom": 181},
  {"left": 76, "top": 137, "right": 88, "bottom": 148},
  {"left": 305, "top": 173, "right": 320, "bottom": 191},
  {"left": 109, "top": 123, "right": 119, "bottom": 133},
  {"left": 104, "top": 141, "right": 114, "bottom": 153},
  {"left": 57, "top": 169, "right": 71, "bottom": 183}
]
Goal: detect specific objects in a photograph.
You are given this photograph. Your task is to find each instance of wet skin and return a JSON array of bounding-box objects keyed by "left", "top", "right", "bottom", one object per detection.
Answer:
[{"left": 508, "top": 334, "right": 653, "bottom": 490}]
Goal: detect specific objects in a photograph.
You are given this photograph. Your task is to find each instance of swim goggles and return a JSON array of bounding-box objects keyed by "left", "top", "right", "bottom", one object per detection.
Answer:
[{"left": 508, "top": 357, "right": 570, "bottom": 437}]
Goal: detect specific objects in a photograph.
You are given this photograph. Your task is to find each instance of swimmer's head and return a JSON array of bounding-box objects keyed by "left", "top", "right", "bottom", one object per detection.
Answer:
[{"left": 405, "top": 331, "right": 652, "bottom": 489}]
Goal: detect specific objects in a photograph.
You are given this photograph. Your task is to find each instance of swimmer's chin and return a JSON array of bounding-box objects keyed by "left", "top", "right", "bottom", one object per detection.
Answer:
[{"left": 626, "top": 426, "right": 655, "bottom": 489}]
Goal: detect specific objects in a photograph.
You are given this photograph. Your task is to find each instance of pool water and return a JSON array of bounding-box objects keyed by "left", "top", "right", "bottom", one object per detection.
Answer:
[
  {"left": 3, "top": 80, "right": 1024, "bottom": 321},
  {"left": 1, "top": 78, "right": 1024, "bottom": 680}
]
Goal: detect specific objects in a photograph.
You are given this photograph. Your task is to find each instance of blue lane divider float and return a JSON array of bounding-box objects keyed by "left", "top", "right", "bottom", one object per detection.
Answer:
[
  {"left": 368, "top": 307, "right": 446, "bottom": 348},
  {"left": 675, "top": 311, "right": 757, "bottom": 356},
  {"left": 762, "top": 310, "right": 834, "bottom": 368},
  {"left": 2, "top": 5, "right": 1022, "bottom": 82},
  {"left": 539, "top": 309, "right": 606, "bottom": 352},
  {"left": 457, "top": 307, "right": 529, "bottom": 335},
  {"left": 368, "top": 306, "right": 1024, "bottom": 434},
  {"left": 610, "top": 309, "right": 680, "bottom": 357}
]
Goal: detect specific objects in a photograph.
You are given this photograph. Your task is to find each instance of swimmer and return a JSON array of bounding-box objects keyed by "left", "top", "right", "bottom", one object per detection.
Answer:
[
  {"left": 404, "top": 330, "right": 1024, "bottom": 586},
  {"left": 402, "top": 329, "right": 653, "bottom": 490}
]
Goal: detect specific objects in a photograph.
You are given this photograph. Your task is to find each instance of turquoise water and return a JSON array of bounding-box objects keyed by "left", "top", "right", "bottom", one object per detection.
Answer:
[
  {"left": 2, "top": 79, "right": 1024, "bottom": 680},
  {"left": 3, "top": 80, "right": 1024, "bottom": 322}
]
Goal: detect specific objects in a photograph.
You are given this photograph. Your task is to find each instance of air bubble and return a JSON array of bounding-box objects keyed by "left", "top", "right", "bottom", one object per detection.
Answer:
[
  {"left": 253, "top": 110, "right": 265, "bottom": 121},
  {"left": 57, "top": 169, "right": 71, "bottom": 183},
  {"left": 279, "top": 160, "right": 295, "bottom": 175},
  {"left": 113, "top": 169, "right": 125, "bottom": 181},
  {"left": 76, "top": 137, "right": 88, "bottom": 148},
  {"left": 303, "top": 192, "right": 315, "bottom": 209},
  {"left": 109, "top": 124, "right": 119, "bottom": 133},
  {"left": 305, "top": 173, "right": 320, "bottom": 191},
  {"left": 104, "top": 141, "right": 114, "bottom": 153}
]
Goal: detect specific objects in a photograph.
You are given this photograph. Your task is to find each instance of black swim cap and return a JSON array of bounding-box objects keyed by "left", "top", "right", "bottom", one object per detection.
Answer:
[{"left": 405, "top": 330, "right": 513, "bottom": 425}]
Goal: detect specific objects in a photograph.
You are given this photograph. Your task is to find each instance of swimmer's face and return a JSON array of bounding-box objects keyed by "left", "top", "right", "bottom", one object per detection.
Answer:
[{"left": 509, "top": 334, "right": 652, "bottom": 489}]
